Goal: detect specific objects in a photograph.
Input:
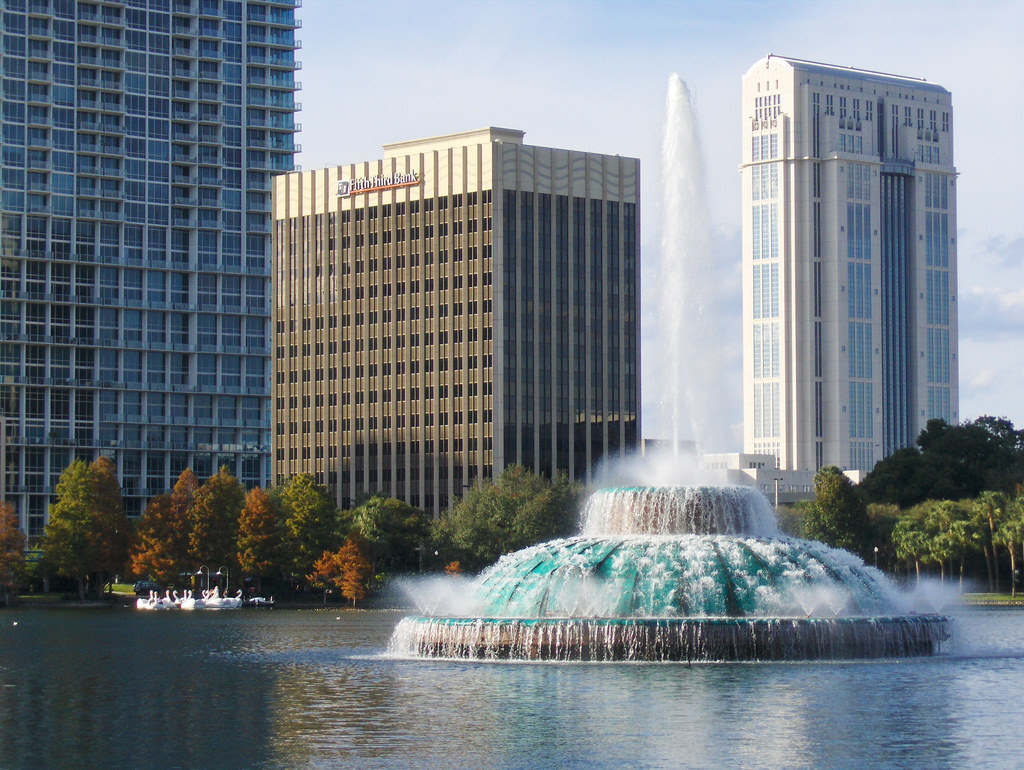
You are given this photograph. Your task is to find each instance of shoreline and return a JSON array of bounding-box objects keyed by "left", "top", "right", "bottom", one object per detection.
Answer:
[{"left": 7, "top": 594, "right": 1024, "bottom": 611}]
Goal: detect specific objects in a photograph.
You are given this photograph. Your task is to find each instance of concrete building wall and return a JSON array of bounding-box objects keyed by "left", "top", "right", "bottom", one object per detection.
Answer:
[{"left": 741, "top": 55, "right": 958, "bottom": 474}]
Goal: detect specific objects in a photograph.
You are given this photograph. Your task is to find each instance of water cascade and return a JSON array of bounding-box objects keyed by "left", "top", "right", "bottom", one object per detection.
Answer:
[{"left": 390, "top": 486, "right": 950, "bottom": 661}]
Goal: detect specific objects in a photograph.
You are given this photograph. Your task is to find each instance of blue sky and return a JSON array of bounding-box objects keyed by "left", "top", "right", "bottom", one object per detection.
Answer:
[{"left": 294, "top": 0, "right": 1024, "bottom": 451}]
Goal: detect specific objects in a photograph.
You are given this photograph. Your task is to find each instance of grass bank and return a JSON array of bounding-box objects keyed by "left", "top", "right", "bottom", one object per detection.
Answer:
[{"left": 962, "top": 593, "right": 1024, "bottom": 606}]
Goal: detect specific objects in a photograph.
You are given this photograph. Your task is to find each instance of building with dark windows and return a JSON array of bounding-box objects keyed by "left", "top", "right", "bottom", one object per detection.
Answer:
[
  {"left": 0, "top": 0, "right": 300, "bottom": 534},
  {"left": 741, "top": 56, "right": 958, "bottom": 474},
  {"left": 272, "top": 128, "right": 640, "bottom": 516}
]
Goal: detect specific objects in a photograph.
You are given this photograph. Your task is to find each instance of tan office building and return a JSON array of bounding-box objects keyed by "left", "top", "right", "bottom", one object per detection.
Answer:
[{"left": 272, "top": 128, "right": 640, "bottom": 515}]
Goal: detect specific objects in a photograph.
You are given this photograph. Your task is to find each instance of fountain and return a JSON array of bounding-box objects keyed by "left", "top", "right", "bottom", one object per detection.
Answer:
[
  {"left": 389, "top": 485, "right": 950, "bottom": 661},
  {"left": 389, "top": 75, "right": 948, "bottom": 661}
]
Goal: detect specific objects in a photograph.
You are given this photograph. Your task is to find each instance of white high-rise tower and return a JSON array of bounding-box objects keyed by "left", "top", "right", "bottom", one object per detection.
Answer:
[{"left": 741, "top": 55, "right": 958, "bottom": 473}]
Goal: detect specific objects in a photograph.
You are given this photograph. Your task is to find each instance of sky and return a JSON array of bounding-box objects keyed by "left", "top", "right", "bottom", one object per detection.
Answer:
[{"left": 293, "top": 0, "right": 1024, "bottom": 452}]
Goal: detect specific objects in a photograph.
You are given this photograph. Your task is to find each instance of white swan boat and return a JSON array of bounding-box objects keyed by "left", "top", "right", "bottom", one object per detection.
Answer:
[
  {"left": 136, "top": 587, "right": 243, "bottom": 610},
  {"left": 135, "top": 590, "right": 179, "bottom": 610}
]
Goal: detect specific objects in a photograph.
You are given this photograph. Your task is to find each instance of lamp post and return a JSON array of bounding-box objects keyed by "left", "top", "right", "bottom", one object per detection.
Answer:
[
  {"left": 772, "top": 477, "right": 783, "bottom": 510},
  {"left": 195, "top": 565, "right": 209, "bottom": 592},
  {"left": 216, "top": 566, "right": 229, "bottom": 594},
  {"left": 874, "top": 546, "right": 879, "bottom": 570}
]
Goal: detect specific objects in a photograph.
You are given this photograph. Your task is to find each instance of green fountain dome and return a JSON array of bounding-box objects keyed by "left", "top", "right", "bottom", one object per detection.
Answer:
[
  {"left": 390, "top": 486, "right": 950, "bottom": 661},
  {"left": 473, "top": 535, "right": 899, "bottom": 619}
]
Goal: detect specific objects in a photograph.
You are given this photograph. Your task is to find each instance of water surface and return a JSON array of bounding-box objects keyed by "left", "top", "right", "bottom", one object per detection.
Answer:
[{"left": 0, "top": 605, "right": 1020, "bottom": 768}]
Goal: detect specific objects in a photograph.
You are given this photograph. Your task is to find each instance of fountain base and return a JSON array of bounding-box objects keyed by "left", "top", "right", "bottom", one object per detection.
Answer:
[{"left": 393, "top": 615, "right": 951, "bottom": 662}]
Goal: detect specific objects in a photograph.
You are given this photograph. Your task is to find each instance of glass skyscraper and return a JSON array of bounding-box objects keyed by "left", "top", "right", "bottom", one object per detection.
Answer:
[{"left": 0, "top": 0, "right": 299, "bottom": 535}]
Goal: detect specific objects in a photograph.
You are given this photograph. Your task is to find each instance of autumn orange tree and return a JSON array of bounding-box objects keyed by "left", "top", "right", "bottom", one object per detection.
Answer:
[
  {"left": 337, "top": 533, "right": 371, "bottom": 607},
  {"left": 307, "top": 549, "right": 344, "bottom": 606},
  {"left": 306, "top": 534, "right": 371, "bottom": 607},
  {"left": 237, "top": 487, "right": 281, "bottom": 594},
  {"left": 131, "top": 494, "right": 175, "bottom": 584},
  {"left": 0, "top": 501, "right": 26, "bottom": 606},
  {"left": 131, "top": 469, "right": 198, "bottom": 585}
]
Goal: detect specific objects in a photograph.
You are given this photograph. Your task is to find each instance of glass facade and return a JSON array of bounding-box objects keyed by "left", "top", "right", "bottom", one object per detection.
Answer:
[
  {"left": 501, "top": 190, "right": 638, "bottom": 485},
  {"left": 0, "top": 0, "right": 299, "bottom": 535}
]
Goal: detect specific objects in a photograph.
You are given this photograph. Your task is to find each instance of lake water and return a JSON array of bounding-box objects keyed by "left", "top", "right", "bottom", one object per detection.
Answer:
[{"left": 1, "top": 603, "right": 1022, "bottom": 768}]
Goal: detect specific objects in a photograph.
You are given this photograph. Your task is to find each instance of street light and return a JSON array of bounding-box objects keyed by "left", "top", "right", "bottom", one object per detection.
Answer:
[
  {"left": 195, "top": 565, "right": 209, "bottom": 592},
  {"left": 874, "top": 546, "right": 879, "bottom": 569},
  {"left": 772, "top": 477, "right": 783, "bottom": 510},
  {"left": 216, "top": 566, "right": 230, "bottom": 594}
]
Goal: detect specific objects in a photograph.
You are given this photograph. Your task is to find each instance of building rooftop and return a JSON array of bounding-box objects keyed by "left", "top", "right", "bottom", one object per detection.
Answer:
[
  {"left": 383, "top": 127, "right": 525, "bottom": 159},
  {"left": 747, "top": 54, "right": 950, "bottom": 96}
]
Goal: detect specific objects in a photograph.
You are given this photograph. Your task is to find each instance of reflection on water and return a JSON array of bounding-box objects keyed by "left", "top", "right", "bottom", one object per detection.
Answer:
[{"left": 0, "top": 606, "right": 1021, "bottom": 768}]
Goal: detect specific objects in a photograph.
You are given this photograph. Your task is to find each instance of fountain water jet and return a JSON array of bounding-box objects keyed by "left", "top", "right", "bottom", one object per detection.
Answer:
[
  {"left": 389, "top": 486, "right": 950, "bottom": 661},
  {"left": 658, "top": 74, "right": 720, "bottom": 451}
]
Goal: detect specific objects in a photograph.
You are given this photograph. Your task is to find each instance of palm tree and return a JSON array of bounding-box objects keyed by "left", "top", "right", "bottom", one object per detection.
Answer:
[
  {"left": 892, "top": 515, "right": 928, "bottom": 584},
  {"left": 971, "top": 491, "right": 1007, "bottom": 592},
  {"left": 993, "top": 493, "right": 1024, "bottom": 598}
]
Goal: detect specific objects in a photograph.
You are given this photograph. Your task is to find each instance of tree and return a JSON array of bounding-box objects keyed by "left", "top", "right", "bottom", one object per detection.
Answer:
[
  {"left": 350, "top": 495, "right": 430, "bottom": 576},
  {"left": 42, "top": 460, "right": 93, "bottom": 598},
  {"left": 945, "top": 500, "right": 981, "bottom": 593},
  {"left": 167, "top": 468, "right": 198, "bottom": 567},
  {"left": 237, "top": 487, "right": 281, "bottom": 594},
  {"left": 307, "top": 534, "right": 371, "bottom": 607},
  {"left": 336, "top": 533, "right": 371, "bottom": 607},
  {"left": 307, "top": 549, "right": 343, "bottom": 606},
  {"left": 89, "top": 456, "right": 130, "bottom": 596},
  {"left": 858, "top": 448, "right": 932, "bottom": 509},
  {"left": 892, "top": 514, "right": 929, "bottom": 583},
  {"left": 921, "top": 416, "right": 1024, "bottom": 496},
  {"left": 866, "top": 502, "right": 901, "bottom": 570},
  {"left": 891, "top": 499, "right": 978, "bottom": 588},
  {"left": 131, "top": 495, "right": 177, "bottom": 585},
  {"left": 994, "top": 492, "right": 1024, "bottom": 598},
  {"left": 920, "top": 500, "right": 961, "bottom": 583},
  {"left": 188, "top": 466, "right": 245, "bottom": 574},
  {"left": 862, "top": 417, "right": 1024, "bottom": 507},
  {"left": 972, "top": 491, "right": 1007, "bottom": 593},
  {"left": 277, "top": 474, "right": 339, "bottom": 583},
  {"left": 433, "top": 466, "right": 582, "bottom": 572},
  {"left": 131, "top": 469, "right": 198, "bottom": 585},
  {"left": 802, "top": 466, "right": 871, "bottom": 558},
  {"left": 775, "top": 503, "right": 805, "bottom": 538},
  {"left": 41, "top": 458, "right": 129, "bottom": 599},
  {"left": 0, "top": 502, "right": 26, "bottom": 606}
]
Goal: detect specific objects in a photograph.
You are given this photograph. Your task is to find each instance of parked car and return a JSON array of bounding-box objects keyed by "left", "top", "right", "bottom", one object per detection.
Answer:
[{"left": 134, "top": 580, "right": 162, "bottom": 596}]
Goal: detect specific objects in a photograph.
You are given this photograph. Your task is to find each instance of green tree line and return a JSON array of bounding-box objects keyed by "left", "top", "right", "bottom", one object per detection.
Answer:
[
  {"left": 3, "top": 462, "right": 580, "bottom": 604},
  {"left": 17, "top": 415, "right": 1017, "bottom": 602},
  {"left": 788, "top": 417, "right": 1024, "bottom": 595}
]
